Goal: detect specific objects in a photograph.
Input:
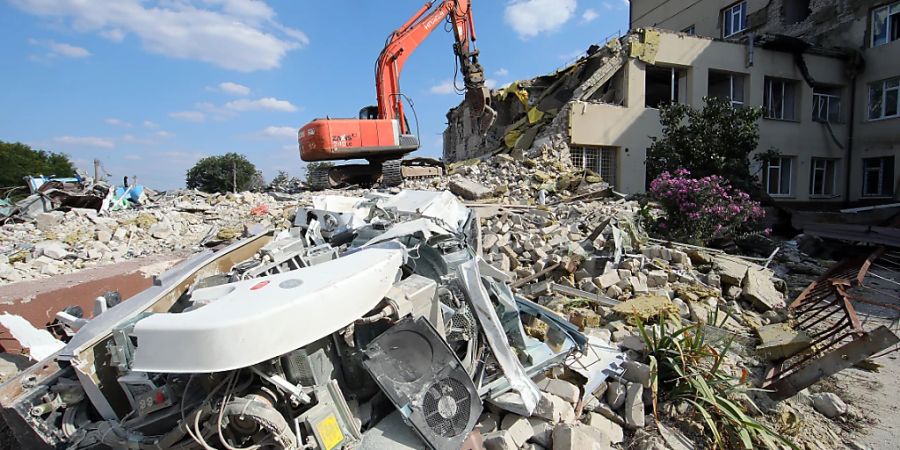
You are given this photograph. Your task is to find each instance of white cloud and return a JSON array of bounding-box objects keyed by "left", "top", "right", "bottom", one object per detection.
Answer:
[
  {"left": 105, "top": 118, "right": 132, "bottom": 127},
  {"left": 582, "top": 8, "right": 599, "bottom": 22},
  {"left": 169, "top": 111, "right": 206, "bottom": 122},
  {"left": 28, "top": 38, "right": 91, "bottom": 58},
  {"left": 54, "top": 136, "right": 115, "bottom": 149},
  {"left": 485, "top": 79, "right": 498, "bottom": 89},
  {"left": 143, "top": 120, "right": 159, "bottom": 128},
  {"left": 429, "top": 80, "right": 457, "bottom": 95},
  {"left": 124, "top": 154, "right": 142, "bottom": 160},
  {"left": 262, "top": 126, "right": 297, "bottom": 138},
  {"left": 10, "top": 0, "right": 309, "bottom": 72},
  {"left": 494, "top": 68, "right": 509, "bottom": 77},
  {"left": 224, "top": 97, "right": 297, "bottom": 112},
  {"left": 504, "top": 0, "right": 577, "bottom": 40},
  {"left": 155, "top": 130, "right": 175, "bottom": 138},
  {"left": 217, "top": 81, "right": 250, "bottom": 96}
]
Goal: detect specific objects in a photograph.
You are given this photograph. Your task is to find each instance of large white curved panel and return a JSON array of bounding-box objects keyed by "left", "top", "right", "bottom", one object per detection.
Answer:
[{"left": 131, "top": 248, "right": 404, "bottom": 373}]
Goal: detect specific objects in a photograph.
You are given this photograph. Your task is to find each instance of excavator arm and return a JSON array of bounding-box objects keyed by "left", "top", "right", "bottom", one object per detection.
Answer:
[{"left": 375, "top": 0, "right": 495, "bottom": 134}]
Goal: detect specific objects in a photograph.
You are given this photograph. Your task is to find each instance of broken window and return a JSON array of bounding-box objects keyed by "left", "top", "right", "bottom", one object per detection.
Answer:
[
  {"left": 764, "top": 77, "right": 799, "bottom": 121},
  {"left": 868, "top": 76, "right": 900, "bottom": 120},
  {"left": 722, "top": 1, "right": 748, "bottom": 38},
  {"left": 570, "top": 147, "right": 617, "bottom": 188},
  {"left": 682, "top": 25, "right": 696, "bottom": 35},
  {"left": 766, "top": 156, "right": 794, "bottom": 196},
  {"left": 862, "top": 156, "right": 895, "bottom": 197},
  {"left": 872, "top": 1, "right": 900, "bottom": 47},
  {"left": 708, "top": 70, "right": 746, "bottom": 107},
  {"left": 810, "top": 158, "right": 838, "bottom": 197},
  {"left": 783, "top": 0, "right": 811, "bottom": 24},
  {"left": 812, "top": 86, "right": 842, "bottom": 123},
  {"left": 645, "top": 65, "right": 685, "bottom": 109}
]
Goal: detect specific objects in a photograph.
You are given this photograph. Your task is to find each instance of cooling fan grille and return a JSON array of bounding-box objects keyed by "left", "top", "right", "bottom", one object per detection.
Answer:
[{"left": 422, "top": 378, "right": 471, "bottom": 438}]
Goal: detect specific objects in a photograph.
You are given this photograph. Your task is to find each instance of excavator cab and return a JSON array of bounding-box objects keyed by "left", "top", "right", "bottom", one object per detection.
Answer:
[{"left": 359, "top": 106, "right": 379, "bottom": 120}]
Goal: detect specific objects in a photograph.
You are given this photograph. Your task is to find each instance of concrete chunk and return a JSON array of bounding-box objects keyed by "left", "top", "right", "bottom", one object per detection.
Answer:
[
  {"left": 536, "top": 378, "right": 581, "bottom": 404},
  {"left": 551, "top": 424, "right": 604, "bottom": 450},
  {"left": 624, "top": 383, "right": 645, "bottom": 429},
  {"left": 483, "top": 430, "right": 517, "bottom": 450},
  {"left": 742, "top": 269, "right": 785, "bottom": 311},
  {"left": 606, "top": 381, "right": 627, "bottom": 410},
  {"left": 756, "top": 323, "right": 811, "bottom": 360},
  {"left": 583, "top": 412, "right": 624, "bottom": 444},
  {"left": 500, "top": 414, "right": 536, "bottom": 447},
  {"left": 450, "top": 177, "right": 493, "bottom": 200},
  {"left": 714, "top": 257, "right": 749, "bottom": 286}
]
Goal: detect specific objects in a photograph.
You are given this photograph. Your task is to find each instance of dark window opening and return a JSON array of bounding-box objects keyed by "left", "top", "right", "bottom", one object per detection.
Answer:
[
  {"left": 783, "top": 0, "right": 811, "bottom": 24},
  {"left": 862, "top": 156, "right": 895, "bottom": 197},
  {"left": 708, "top": 70, "right": 746, "bottom": 107},
  {"left": 812, "top": 86, "right": 842, "bottom": 123},
  {"left": 645, "top": 65, "right": 685, "bottom": 109}
]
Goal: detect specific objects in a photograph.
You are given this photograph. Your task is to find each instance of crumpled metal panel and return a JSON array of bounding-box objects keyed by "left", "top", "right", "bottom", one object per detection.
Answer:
[
  {"left": 131, "top": 247, "right": 404, "bottom": 373},
  {"left": 457, "top": 258, "right": 541, "bottom": 416}
]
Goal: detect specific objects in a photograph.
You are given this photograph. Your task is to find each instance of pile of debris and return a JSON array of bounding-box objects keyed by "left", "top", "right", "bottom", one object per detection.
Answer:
[{"left": 2, "top": 145, "right": 895, "bottom": 449}]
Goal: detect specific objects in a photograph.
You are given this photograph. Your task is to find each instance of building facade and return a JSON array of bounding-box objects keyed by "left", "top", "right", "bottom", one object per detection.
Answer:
[{"left": 629, "top": 0, "right": 900, "bottom": 204}]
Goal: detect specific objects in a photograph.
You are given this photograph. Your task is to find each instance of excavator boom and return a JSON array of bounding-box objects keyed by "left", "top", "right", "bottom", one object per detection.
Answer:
[{"left": 299, "top": 0, "right": 495, "bottom": 189}]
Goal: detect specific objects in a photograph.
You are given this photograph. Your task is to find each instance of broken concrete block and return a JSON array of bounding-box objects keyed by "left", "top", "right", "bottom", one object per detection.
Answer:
[
  {"left": 536, "top": 378, "right": 581, "bottom": 404},
  {"left": 630, "top": 276, "right": 649, "bottom": 294},
  {"left": 551, "top": 424, "right": 604, "bottom": 450},
  {"left": 149, "top": 222, "right": 173, "bottom": 239},
  {"left": 714, "top": 257, "right": 749, "bottom": 286},
  {"left": 34, "top": 240, "right": 69, "bottom": 260},
  {"left": 606, "top": 381, "right": 627, "bottom": 410},
  {"left": 645, "top": 270, "right": 668, "bottom": 288},
  {"left": 612, "top": 295, "right": 678, "bottom": 321},
  {"left": 500, "top": 414, "right": 535, "bottom": 447},
  {"left": 533, "top": 393, "right": 576, "bottom": 423},
  {"left": 483, "top": 430, "right": 517, "bottom": 450},
  {"left": 595, "top": 270, "right": 621, "bottom": 289},
  {"left": 621, "top": 361, "right": 652, "bottom": 387},
  {"left": 450, "top": 177, "right": 493, "bottom": 200},
  {"left": 742, "top": 269, "right": 785, "bottom": 312},
  {"left": 34, "top": 211, "right": 64, "bottom": 231},
  {"left": 618, "top": 335, "right": 647, "bottom": 353},
  {"left": 811, "top": 393, "right": 848, "bottom": 418},
  {"left": 583, "top": 412, "right": 624, "bottom": 444},
  {"left": 528, "top": 417, "right": 554, "bottom": 448},
  {"left": 568, "top": 308, "right": 601, "bottom": 331},
  {"left": 624, "top": 383, "right": 645, "bottom": 429},
  {"left": 477, "top": 412, "right": 501, "bottom": 434},
  {"left": 756, "top": 323, "right": 812, "bottom": 360}
]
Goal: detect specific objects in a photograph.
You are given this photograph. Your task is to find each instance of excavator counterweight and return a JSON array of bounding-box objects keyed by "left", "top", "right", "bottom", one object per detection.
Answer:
[{"left": 299, "top": 0, "right": 495, "bottom": 190}]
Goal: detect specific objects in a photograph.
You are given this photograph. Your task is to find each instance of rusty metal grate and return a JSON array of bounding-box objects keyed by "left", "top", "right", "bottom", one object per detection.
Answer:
[{"left": 765, "top": 247, "right": 900, "bottom": 399}]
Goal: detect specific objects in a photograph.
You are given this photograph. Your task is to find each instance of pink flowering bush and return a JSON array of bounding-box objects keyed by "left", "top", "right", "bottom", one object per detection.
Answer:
[{"left": 646, "top": 169, "right": 765, "bottom": 244}]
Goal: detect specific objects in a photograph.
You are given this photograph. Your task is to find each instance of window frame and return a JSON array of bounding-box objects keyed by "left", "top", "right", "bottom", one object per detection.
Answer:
[
  {"left": 766, "top": 156, "right": 794, "bottom": 197},
  {"left": 868, "top": 77, "right": 900, "bottom": 120},
  {"left": 708, "top": 70, "right": 746, "bottom": 108},
  {"left": 812, "top": 88, "right": 842, "bottom": 123},
  {"left": 570, "top": 146, "right": 618, "bottom": 189},
  {"left": 682, "top": 25, "right": 696, "bottom": 35},
  {"left": 862, "top": 156, "right": 895, "bottom": 197},
  {"left": 764, "top": 77, "right": 799, "bottom": 121},
  {"left": 723, "top": 1, "right": 748, "bottom": 38},
  {"left": 809, "top": 158, "right": 839, "bottom": 197},
  {"left": 871, "top": 1, "right": 900, "bottom": 47}
]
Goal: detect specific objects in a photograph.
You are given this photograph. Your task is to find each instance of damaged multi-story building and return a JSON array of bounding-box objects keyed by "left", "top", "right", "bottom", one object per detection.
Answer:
[{"left": 444, "top": 0, "right": 899, "bottom": 207}]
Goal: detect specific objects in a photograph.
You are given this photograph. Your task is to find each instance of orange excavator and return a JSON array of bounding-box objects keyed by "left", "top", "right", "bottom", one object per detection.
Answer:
[{"left": 299, "top": 0, "right": 496, "bottom": 190}]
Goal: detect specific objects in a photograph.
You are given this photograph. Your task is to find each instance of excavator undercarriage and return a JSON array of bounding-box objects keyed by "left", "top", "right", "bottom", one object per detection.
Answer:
[{"left": 308, "top": 157, "right": 445, "bottom": 190}]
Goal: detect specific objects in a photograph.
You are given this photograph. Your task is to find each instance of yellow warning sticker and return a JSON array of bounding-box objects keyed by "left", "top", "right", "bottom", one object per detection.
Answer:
[{"left": 316, "top": 414, "right": 344, "bottom": 450}]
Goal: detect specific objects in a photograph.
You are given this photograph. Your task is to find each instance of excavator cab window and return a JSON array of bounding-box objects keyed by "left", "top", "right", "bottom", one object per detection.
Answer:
[{"left": 359, "top": 106, "right": 379, "bottom": 120}]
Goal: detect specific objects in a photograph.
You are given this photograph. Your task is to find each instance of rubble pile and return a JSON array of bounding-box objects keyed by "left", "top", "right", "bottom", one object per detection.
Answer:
[
  {"left": 0, "top": 190, "right": 299, "bottom": 284},
  {"left": 1, "top": 151, "right": 886, "bottom": 450}
]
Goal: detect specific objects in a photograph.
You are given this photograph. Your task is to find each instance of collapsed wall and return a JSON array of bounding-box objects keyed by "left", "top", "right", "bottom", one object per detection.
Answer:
[{"left": 443, "top": 30, "right": 659, "bottom": 166}]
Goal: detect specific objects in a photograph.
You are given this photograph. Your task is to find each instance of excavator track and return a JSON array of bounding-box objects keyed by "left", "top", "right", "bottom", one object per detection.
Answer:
[
  {"left": 382, "top": 159, "right": 403, "bottom": 187},
  {"left": 309, "top": 166, "right": 334, "bottom": 191}
]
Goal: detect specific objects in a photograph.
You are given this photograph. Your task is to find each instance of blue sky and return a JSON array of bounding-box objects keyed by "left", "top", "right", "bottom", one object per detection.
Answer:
[{"left": 0, "top": 0, "right": 628, "bottom": 189}]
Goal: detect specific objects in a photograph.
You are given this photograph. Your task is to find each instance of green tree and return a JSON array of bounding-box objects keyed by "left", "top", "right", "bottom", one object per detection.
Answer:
[
  {"left": 186, "top": 153, "right": 259, "bottom": 193},
  {"left": 0, "top": 141, "right": 76, "bottom": 188},
  {"left": 647, "top": 97, "right": 764, "bottom": 192}
]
